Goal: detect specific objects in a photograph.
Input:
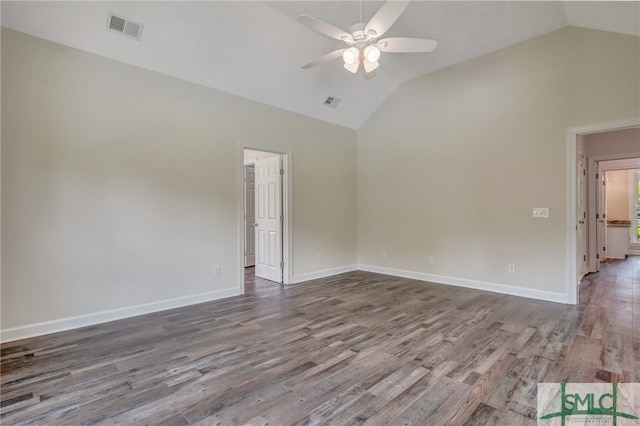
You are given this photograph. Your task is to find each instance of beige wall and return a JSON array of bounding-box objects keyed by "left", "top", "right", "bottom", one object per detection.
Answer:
[
  {"left": 3, "top": 25, "right": 639, "bottom": 337},
  {"left": 243, "top": 149, "right": 278, "bottom": 165},
  {"left": 584, "top": 128, "right": 640, "bottom": 157},
  {"left": 357, "top": 27, "right": 639, "bottom": 296},
  {"left": 605, "top": 170, "right": 631, "bottom": 221},
  {"left": 1, "top": 28, "right": 357, "bottom": 332}
]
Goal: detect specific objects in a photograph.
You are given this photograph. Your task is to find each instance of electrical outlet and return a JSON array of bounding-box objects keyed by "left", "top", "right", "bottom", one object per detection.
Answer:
[
  {"left": 316, "top": 253, "right": 321, "bottom": 262},
  {"left": 508, "top": 264, "right": 516, "bottom": 274},
  {"left": 533, "top": 208, "right": 550, "bottom": 218},
  {"left": 214, "top": 266, "right": 221, "bottom": 277},
  {"left": 428, "top": 256, "right": 435, "bottom": 265},
  {"left": 381, "top": 250, "right": 387, "bottom": 258}
]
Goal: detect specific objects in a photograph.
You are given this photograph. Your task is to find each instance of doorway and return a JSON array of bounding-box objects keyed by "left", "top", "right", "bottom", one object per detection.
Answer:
[
  {"left": 568, "top": 118, "right": 640, "bottom": 304},
  {"left": 596, "top": 162, "right": 640, "bottom": 262},
  {"left": 586, "top": 152, "right": 640, "bottom": 272},
  {"left": 240, "top": 147, "right": 291, "bottom": 291}
]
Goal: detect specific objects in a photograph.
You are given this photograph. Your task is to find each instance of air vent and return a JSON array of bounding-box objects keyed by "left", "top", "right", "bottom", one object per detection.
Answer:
[
  {"left": 322, "top": 96, "right": 341, "bottom": 109},
  {"left": 106, "top": 12, "right": 144, "bottom": 41}
]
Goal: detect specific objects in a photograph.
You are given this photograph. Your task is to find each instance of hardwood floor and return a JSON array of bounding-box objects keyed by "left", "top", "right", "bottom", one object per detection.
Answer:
[{"left": 1, "top": 259, "right": 638, "bottom": 425}]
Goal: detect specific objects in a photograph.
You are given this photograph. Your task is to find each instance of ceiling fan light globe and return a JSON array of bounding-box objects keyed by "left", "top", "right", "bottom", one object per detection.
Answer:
[
  {"left": 342, "top": 47, "right": 360, "bottom": 65},
  {"left": 363, "top": 45, "right": 381, "bottom": 63},
  {"left": 363, "top": 60, "right": 379, "bottom": 73},
  {"left": 344, "top": 60, "right": 360, "bottom": 73}
]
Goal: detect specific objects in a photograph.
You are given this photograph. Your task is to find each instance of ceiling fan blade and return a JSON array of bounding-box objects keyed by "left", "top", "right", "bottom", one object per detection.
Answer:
[
  {"left": 302, "top": 49, "right": 346, "bottom": 69},
  {"left": 377, "top": 37, "right": 437, "bottom": 53},
  {"left": 298, "top": 15, "right": 353, "bottom": 42},
  {"left": 364, "top": 0, "right": 410, "bottom": 39}
]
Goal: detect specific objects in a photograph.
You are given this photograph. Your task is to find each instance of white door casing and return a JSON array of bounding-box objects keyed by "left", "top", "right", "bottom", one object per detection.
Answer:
[
  {"left": 244, "top": 165, "right": 256, "bottom": 267},
  {"left": 254, "top": 155, "right": 283, "bottom": 282}
]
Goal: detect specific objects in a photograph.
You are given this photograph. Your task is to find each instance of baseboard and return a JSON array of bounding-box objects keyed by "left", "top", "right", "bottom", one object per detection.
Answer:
[
  {"left": 292, "top": 264, "right": 358, "bottom": 284},
  {"left": 358, "top": 264, "right": 569, "bottom": 304},
  {"left": 0, "top": 287, "right": 240, "bottom": 343},
  {"left": 1, "top": 264, "right": 570, "bottom": 342}
]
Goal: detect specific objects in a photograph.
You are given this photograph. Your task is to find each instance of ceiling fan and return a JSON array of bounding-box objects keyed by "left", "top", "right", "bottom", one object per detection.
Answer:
[{"left": 298, "top": 0, "right": 437, "bottom": 77}]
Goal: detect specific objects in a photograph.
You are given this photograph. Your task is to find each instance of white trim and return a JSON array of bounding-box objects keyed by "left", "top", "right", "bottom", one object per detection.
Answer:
[
  {"left": 282, "top": 153, "right": 293, "bottom": 285},
  {"left": 630, "top": 169, "right": 636, "bottom": 245},
  {"left": 567, "top": 127, "right": 578, "bottom": 304},
  {"left": 238, "top": 143, "right": 246, "bottom": 294},
  {"left": 567, "top": 117, "right": 640, "bottom": 305},
  {"left": 292, "top": 264, "right": 358, "bottom": 284},
  {"left": 2, "top": 261, "right": 578, "bottom": 342},
  {"left": 358, "top": 264, "right": 568, "bottom": 304},
  {"left": 0, "top": 288, "right": 239, "bottom": 343}
]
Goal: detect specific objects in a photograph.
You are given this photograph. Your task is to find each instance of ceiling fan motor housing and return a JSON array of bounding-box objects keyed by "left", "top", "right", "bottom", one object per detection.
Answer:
[{"left": 346, "top": 22, "right": 377, "bottom": 46}]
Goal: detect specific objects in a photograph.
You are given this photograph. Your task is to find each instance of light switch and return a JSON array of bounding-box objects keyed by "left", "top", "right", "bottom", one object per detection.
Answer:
[{"left": 533, "top": 208, "right": 550, "bottom": 218}]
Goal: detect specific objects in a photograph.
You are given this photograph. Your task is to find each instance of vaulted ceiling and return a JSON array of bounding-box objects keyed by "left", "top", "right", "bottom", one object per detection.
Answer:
[{"left": 2, "top": 1, "right": 639, "bottom": 129}]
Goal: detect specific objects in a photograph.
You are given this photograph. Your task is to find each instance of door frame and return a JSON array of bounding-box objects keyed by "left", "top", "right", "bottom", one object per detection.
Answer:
[
  {"left": 567, "top": 117, "right": 639, "bottom": 304},
  {"left": 237, "top": 142, "right": 292, "bottom": 293}
]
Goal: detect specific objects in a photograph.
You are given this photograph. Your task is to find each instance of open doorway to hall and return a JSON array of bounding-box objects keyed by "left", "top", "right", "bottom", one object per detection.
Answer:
[
  {"left": 599, "top": 165, "right": 640, "bottom": 260},
  {"left": 573, "top": 124, "right": 640, "bottom": 304},
  {"left": 569, "top": 120, "right": 639, "bottom": 304},
  {"left": 243, "top": 148, "right": 288, "bottom": 287}
]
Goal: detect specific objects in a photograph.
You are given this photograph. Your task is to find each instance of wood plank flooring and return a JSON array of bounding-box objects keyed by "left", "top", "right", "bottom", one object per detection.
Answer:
[{"left": 1, "top": 257, "right": 638, "bottom": 425}]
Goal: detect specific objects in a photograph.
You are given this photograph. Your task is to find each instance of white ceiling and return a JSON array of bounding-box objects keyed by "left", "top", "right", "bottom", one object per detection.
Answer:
[{"left": 2, "top": 1, "right": 639, "bottom": 129}]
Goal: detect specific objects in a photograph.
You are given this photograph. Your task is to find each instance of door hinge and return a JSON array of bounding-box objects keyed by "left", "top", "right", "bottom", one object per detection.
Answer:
[
  {"left": 280, "top": 262, "right": 284, "bottom": 269},
  {"left": 596, "top": 213, "right": 599, "bottom": 219},
  {"left": 280, "top": 168, "right": 284, "bottom": 176},
  {"left": 596, "top": 253, "right": 600, "bottom": 259},
  {"left": 596, "top": 173, "right": 599, "bottom": 179},
  {"left": 603, "top": 246, "right": 606, "bottom": 251},
  {"left": 583, "top": 255, "right": 586, "bottom": 261}
]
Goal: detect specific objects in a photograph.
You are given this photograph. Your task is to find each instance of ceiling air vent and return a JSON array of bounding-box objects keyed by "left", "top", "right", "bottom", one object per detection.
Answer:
[
  {"left": 322, "top": 96, "right": 341, "bottom": 109},
  {"left": 106, "top": 12, "right": 144, "bottom": 41}
]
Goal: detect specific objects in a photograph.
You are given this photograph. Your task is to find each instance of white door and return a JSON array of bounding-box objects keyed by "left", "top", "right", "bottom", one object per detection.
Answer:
[
  {"left": 577, "top": 153, "right": 588, "bottom": 278},
  {"left": 596, "top": 166, "right": 607, "bottom": 269},
  {"left": 244, "top": 165, "right": 255, "bottom": 267},
  {"left": 254, "top": 155, "right": 282, "bottom": 282}
]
